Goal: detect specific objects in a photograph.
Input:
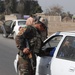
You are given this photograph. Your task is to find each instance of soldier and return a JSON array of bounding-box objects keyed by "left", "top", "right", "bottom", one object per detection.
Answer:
[
  {"left": 26, "top": 14, "right": 35, "bottom": 25},
  {"left": 15, "top": 17, "right": 48, "bottom": 75},
  {"left": 39, "top": 17, "right": 48, "bottom": 41}
]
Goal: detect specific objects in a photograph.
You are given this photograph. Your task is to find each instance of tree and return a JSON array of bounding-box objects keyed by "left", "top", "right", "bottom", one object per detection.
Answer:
[
  {"left": 2, "top": 0, "right": 42, "bottom": 15},
  {"left": 10, "top": 0, "right": 17, "bottom": 13},
  {"left": 61, "top": 12, "right": 73, "bottom": 19},
  {"left": 4, "top": 0, "right": 17, "bottom": 14},
  {"left": 45, "top": 4, "right": 63, "bottom": 15},
  {"left": 16, "top": 0, "right": 24, "bottom": 15},
  {"left": 16, "top": 0, "right": 43, "bottom": 15},
  {"left": 0, "top": 1, "right": 5, "bottom": 13},
  {"left": 30, "top": 1, "right": 42, "bottom": 14},
  {"left": 4, "top": 0, "right": 11, "bottom": 14}
]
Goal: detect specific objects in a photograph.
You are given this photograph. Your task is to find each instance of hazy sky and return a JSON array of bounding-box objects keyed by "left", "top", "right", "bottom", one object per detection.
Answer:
[{"left": 38, "top": 0, "right": 75, "bottom": 14}]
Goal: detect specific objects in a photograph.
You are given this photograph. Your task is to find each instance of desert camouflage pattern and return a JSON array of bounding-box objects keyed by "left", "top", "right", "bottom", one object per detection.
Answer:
[
  {"left": 15, "top": 25, "right": 42, "bottom": 75},
  {"left": 18, "top": 26, "right": 27, "bottom": 36},
  {"left": 18, "top": 55, "right": 33, "bottom": 75},
  {"left": 15, "top": 26, "right": 31, "bottom": 75},
  {"left": 15, "top": 26, "right": 27, "bottom": 51}
]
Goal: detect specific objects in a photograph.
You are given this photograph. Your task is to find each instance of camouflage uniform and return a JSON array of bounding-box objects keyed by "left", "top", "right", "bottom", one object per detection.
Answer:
[
  {"left": 41, "top": 29, "right": 48, "bottom": 41},
  {"left": 15, "top": 25, "right": 43, "bottom": 75}
]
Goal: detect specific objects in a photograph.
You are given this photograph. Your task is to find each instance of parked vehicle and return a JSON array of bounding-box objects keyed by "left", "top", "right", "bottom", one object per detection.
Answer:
[
  {"left": 1, "top": 19, "right": 26, "bottom": 39},
  {"left": 14, "top": 31, "right": 75, "bottom": 75}
]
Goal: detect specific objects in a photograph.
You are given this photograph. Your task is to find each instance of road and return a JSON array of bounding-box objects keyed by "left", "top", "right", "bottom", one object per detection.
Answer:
[{"left": 0, "top": 34, "right": 18, "bottom": 75}]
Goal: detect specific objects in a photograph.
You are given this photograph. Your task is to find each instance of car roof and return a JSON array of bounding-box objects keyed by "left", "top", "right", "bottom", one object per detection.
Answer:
[
  {"left": 13, "top": 19, "right": 26, "bottom": 21},
  {"left": 50, "top": 31, "right": 75, "bottom": 36},
  {"left": 44, "top": 31, "right": 75, "bottom": 43},
  {"left": 57, "top": 31, "right": 75, "bottom": 36}
]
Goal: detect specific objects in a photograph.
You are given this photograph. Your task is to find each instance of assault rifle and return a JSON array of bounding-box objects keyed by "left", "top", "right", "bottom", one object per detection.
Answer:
[{"left": 26, "top": 39, "right": 35, "bottom": 71}]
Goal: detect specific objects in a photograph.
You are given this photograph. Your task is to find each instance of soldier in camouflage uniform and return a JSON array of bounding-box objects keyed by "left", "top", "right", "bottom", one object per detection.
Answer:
[
  {"left": 15, "top": 17, "right": 48, "bottom": 75},
  {"left": 40, "top": 18, "right": 48, "bottom": 41}
]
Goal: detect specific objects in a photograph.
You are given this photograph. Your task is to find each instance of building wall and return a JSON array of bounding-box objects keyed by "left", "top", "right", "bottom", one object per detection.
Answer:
[
  {"left": 35, "top": 14, "right": 75, "bottom": 36},
  {"left": 48, "top": 22, "right": 75, "bottom": 36}
]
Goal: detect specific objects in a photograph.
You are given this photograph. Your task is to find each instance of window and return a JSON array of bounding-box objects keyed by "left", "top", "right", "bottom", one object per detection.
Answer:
[
  {"left": 57, "top": 36, "right": 75, "bottom": 61},
  {"left": 42, "top": 35, "right": 62, "bottom": 56},
  {"left": 43, "top": 35, "right": 62, "bottom": 48},
  {"left": 18, "top": 21, "right": 26, "bottom": 25},
  {"left": 4, "top": 20, "right": 12, "bottom": 26}
]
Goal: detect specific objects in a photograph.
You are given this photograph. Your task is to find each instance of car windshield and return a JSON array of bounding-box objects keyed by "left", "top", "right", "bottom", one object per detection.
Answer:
[
  {"left": 4, "top": 20, "right": 13, "bottom": 26},
  {"left": 18, "top": 21, "right": 26, "bottom": 25}
]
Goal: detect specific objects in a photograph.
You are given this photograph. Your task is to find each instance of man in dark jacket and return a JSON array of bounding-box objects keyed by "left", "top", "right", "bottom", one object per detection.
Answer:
[{"left": 15, "top": 17, "right": 48, "bottom": 75}]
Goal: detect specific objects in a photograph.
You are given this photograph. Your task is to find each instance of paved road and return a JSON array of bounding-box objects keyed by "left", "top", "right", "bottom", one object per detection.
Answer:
[{"left": 0, "top": 34, "right": 18, "bottom": 75}]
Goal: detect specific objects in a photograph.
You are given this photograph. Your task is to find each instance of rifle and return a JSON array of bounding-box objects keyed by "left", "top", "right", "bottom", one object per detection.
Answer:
[{"left": 26, "top": 39, "right": 35, "bottom": 71}]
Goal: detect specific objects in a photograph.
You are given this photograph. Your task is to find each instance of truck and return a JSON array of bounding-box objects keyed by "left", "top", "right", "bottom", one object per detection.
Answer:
[{"left": 14, "top": 31, "right": 75, "bottom": 75}]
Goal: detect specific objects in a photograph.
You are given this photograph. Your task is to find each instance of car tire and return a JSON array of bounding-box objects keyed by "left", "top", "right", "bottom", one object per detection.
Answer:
[{"left": 2, "top": 33, "right": 8, "bottom": 38}]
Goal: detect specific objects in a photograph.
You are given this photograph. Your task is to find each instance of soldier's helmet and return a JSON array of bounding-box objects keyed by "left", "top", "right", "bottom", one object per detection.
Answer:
[{"left": 39, "top": 17, "right": 48, "bottom": 28}]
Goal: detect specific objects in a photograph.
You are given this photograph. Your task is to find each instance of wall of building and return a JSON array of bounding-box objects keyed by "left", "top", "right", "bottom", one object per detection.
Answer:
[
  {"left": 35, "top": 13, "right": 75, "bottom": 36},
  {"left": 48, "top": 22, "right": 75, "bottom": 36}
]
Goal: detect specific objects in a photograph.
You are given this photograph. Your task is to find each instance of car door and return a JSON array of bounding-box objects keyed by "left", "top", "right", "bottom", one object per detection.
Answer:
[
  {"left": 11, "top": 21, "right": 16, "bottom": 32},
  {"left": 35, "top": 35, "right": 63, "bottom": 75},
  {"left": 3, "top": 20, "right": 12, "bottom": 34},
  {"left": 51, "top": 36, "right": 75, "bottom": 75}
]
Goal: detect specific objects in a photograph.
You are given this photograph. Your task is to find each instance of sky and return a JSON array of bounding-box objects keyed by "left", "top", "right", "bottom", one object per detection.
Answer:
[{"left": 38, "top": 0, "right": 75, "bottom": 14}]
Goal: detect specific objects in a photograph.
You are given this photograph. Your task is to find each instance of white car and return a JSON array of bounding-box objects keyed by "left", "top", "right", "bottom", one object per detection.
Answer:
[
  {"left": 1, "top": 19, "right": 26, "bottom": 39},
  {"left": 14, "top": 31, "right": 75, "bottom": 75},
  {"left": 12, "top": 19, "right": 26, "bottom": 39}
]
